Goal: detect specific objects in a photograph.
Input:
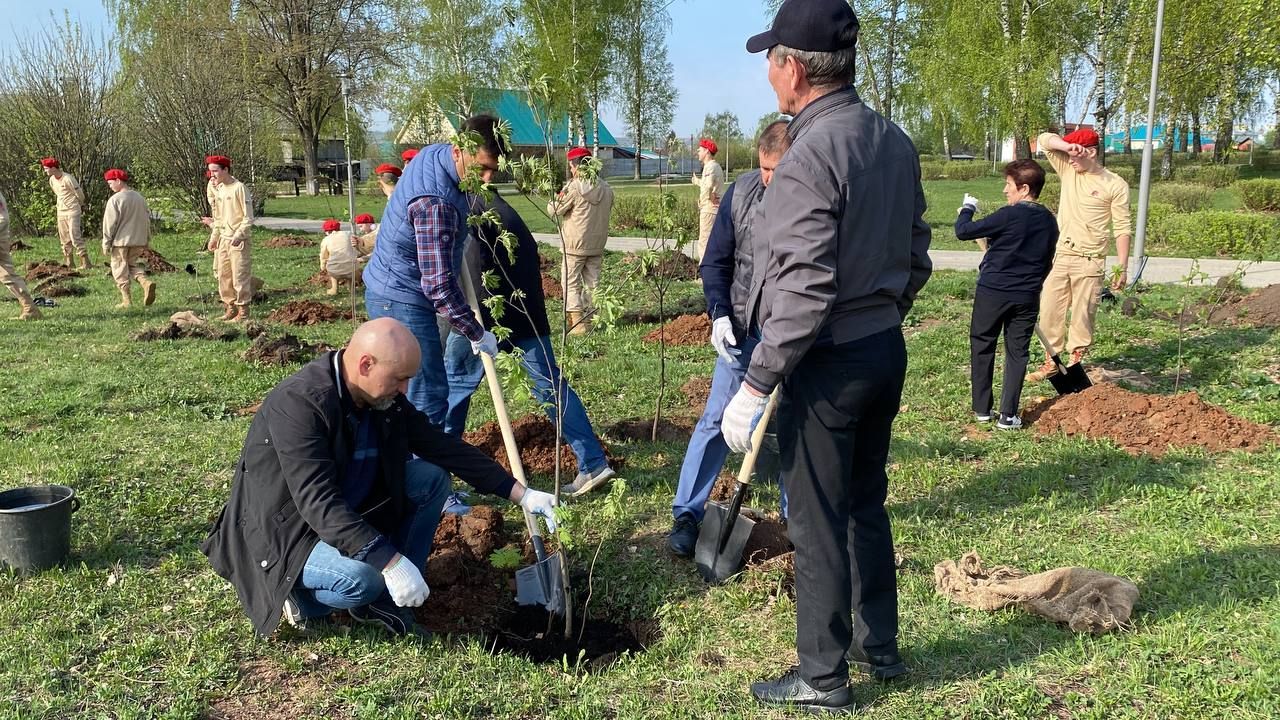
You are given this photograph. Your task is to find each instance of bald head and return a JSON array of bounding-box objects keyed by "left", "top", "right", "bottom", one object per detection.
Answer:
[{"left": 343, "top": 318, "right": 422, "bottom": 409}]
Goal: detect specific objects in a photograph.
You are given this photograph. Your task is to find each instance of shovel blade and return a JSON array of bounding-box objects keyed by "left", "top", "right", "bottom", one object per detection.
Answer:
[
  {"left": 1048, "top": 359, "right": 1092, "bottom": 395},
  {"left": 515, "top": 553, "right": 566, "bottom": 616},
  {"left": 694, "top": 501, "right": 756, "bottom": 583}
]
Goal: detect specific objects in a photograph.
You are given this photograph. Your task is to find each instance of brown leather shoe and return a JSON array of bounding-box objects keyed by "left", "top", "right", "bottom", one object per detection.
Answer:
[
  {"left": 1068, "top": 347, "right": 1088, "bottom": 366},
  {"left": 231, "top": 305, "right": 250, "bottom": 323},
  {"left": 1026, "top": 358, "right": 1058, "bottom": 382},
  {"left": 141, "top": 279, "right": 157, "bottom": 306},
  {"left": 221, "top": 303, "right": 237, "bottom": 320}
]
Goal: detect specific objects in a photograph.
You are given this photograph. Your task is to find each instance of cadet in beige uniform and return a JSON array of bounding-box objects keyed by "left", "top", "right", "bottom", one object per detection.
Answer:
[
  {"left": 319, "top": 218, "right": 365, "bottom": 295},
  {"left": 548, "top": 147, "right": 615, "bottom": 334},
  {"left": 0, "top": 190, "right": 41, "bottom": 320},
  {"left": 1028, "top": 128, "right": 1131, "bottom": 381},
  {"left": 691, "top": 139, "right": 725, "bottom": 260},
  {"left": 353, "top": 212, "right": 378, "bottom": 255},
  {"left": 42, "top": 157, "right": 89, "bottom": 269},
  {"left": 101, "top": 169, "right": 157, "bottom": 309},
  {"left": 205, "top": 155, "right": 254, "bottom": 322}
]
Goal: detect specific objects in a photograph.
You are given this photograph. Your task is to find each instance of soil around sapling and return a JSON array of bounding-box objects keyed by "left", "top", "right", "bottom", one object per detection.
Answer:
[
  {"left": 266, "top": 300, "right": 354, "bottom": 326},
  {"left": 263, "top": 234, "right": 317, "bottom": 248},
  {"left": 643, "top": 314, "right": 711, "bottom": 346}
]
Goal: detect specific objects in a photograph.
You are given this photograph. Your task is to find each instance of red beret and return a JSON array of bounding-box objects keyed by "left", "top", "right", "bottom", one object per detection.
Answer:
[
  {"left": 322, "top": 219, "right": 342, "bottom": 233},
  {"left": 566, "top": 147, "right": 591, "bottom": 161},
  {"left": 401, "top": 148, "right": 419, "bottom": 163},
  {"left": 103, "top": 169, "right": 128, "bottom": 182},
  {"left": 699, "top": 139, "right": 718, "bottom": 155},
  {"left": 1062, "top": 128, "right": 1099, "bottom": 148},
  {"left": 375, "top": 163, "right": 402, "bottom": 178},
  {"left": 354, "top": 213, "right": 375, "bottom": 224},
  {"left": 40, "top": 157, "right": 59, "bottom": 168},
  {"left": 205, "top": 155, "right": 232, "bottom": 169}
]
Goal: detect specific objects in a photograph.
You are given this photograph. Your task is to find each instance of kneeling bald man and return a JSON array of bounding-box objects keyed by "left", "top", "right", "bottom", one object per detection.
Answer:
[{"left": 202, "top": 317, "right": 557, "bottom": 638}]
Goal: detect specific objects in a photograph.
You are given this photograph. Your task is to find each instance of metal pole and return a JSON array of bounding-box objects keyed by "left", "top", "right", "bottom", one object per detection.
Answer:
[
  {"left": 1130, "top": 0, "right": 1165, "bottom": 287},
  {"left": 340, "top": 77, "right": 358, "bottom": 235}
]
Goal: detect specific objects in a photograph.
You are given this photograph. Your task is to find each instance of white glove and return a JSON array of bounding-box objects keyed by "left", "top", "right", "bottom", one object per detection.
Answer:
[
  {"left": 722, "top": 384, "right": 769, "bottom": 453},
  {"left": 710, "top": 316, "right": 740, "bottom": 364},
  {"left": 520, "top": 488, "right": 558, "bottom": 533},
  {"left": 381, "top": 554, "right": 430, "bottom": 607},
  {"left": 470, "top": 330, "right": 499, "bottom": 357},
  {"left": 961, "top": 193, "right": 980, "bottom": 213}
]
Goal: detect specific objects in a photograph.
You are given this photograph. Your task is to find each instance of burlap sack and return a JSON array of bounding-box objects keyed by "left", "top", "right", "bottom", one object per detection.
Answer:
[{"left": 934, "top": 551, "right": 1138, "bottom": 634}]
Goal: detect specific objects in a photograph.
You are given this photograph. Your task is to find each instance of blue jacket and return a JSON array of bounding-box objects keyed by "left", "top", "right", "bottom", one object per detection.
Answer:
[{"left": 363, "top": 143, "right": 472, "bottom": 308}]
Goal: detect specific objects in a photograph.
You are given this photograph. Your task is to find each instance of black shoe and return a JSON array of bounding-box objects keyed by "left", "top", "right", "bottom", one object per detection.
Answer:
[
  {"left": 349, "top": 598, "right": 432, "bottom": 639},
  {"left": 750, "top": 666, "right": 852, "bottom": 714},
  {"left": 280, "top": 595, "right": 335, "bottom": 634},
  {"left": 847, "top": 647, "right": 908, "bottom": 681},
  {"left": 668, "top": 515, "right": 699, "bottom": 558}
]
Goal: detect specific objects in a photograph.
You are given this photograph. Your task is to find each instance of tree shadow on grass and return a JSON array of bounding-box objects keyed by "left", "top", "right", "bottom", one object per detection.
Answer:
[
  {"left": 1135, "top": 543, "right": 1280, "bottom": 618},
  {"left": 1102, "top": 324, "right": 1276, "bottom": 390}
]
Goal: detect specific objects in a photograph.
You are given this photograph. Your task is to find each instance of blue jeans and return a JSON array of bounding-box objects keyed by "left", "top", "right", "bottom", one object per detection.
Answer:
[
  {"left": 291, "top": 459, "right": 451, "bottom": 618},
  {"left": 442, "top": 332, "right": 608, "bottom": 476},
  {"left": 672, "top": 336, "right": 787, "bottom": 522},
  {"left": 365, "top": 290, "right": 449, "bottom": 425}
]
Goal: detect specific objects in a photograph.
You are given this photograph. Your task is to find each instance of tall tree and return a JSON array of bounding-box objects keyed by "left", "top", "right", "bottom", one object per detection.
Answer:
[
  {"left": 237, "top": 0, "right": 392, "bottom": 194},
  {"left": 614, "top": 0, "right": 677, "bottom": 179}
]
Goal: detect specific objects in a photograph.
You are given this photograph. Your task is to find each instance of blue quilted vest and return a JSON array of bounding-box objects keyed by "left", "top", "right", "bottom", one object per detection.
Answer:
[{"left": 363, "top": 143, "right": 472, "bottom": 308}]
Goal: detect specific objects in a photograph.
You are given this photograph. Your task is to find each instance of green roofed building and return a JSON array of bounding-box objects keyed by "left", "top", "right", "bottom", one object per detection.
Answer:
[{"left": 396, "top": 88, "right": 618, "bottom": 155}]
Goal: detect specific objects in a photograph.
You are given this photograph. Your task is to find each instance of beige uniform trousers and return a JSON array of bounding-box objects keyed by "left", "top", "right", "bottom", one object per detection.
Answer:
[
  {"left": 215, "top": 236, "right": 254, "bottom": 306},
  {"left": 695, "top": 209, "right": 717, "bottom": 261},
  {"left": 109, "top": 247, "right": 149, "bottom": 289},
  {"left": 57, "top": 212, "right": 85, "bottom": 253},
  {"left": 1038, "top": 252, "right": 1105, "bottom": 356},
  {"left": 562, "top": 253, "right": 603, "bottom": 314},
  {"left": 0, "top": 236, "right": 33, "bottom": 300}
]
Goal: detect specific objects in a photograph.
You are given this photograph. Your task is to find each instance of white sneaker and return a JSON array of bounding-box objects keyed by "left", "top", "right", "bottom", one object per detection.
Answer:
[
  {"left": 563, "top": 465, "right": 616, "bottom": 497},
  {"left": 996, "top": 414, "right": 1023, "bottom": 430},
  {"left": 974, "top": 412, "right": 993, "bottom": 423}
]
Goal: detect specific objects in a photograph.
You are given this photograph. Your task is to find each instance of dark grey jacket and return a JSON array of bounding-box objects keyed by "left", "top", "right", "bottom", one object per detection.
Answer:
[
  {"left": 728, "top": 169, "right": 766, "bottom": 335},
  {"left": 200, "top": 351, "right": 517, "bottom": 636},
  {"left": 745, "top": 88, "right": 932, "bottom": 393}
]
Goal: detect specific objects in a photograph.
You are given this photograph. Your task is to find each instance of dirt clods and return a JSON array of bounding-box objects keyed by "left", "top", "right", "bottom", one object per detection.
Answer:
[
  {"left": 465, "top": 414, "right": 618, "bottom": 476},
  {"left": 541, "top": 272, "right": 563, "bottom": 299},
  {"left": 264, "top": 234, "right": 316, "bottom": 248},
  {"left": 605, "top": 416, "right": 693, "bottom": 443},
  {"left": 1028, "top": 382, "right": 1277, "bottom": 456},
  {"left": 621, "top": 295, "right": 706, "bottom": 324},
  {"left": 643, "top": 313, "right": 711, "bottom": 346},
  {"left": 139, "top": 247, "right": 177, "bottom": 273},
  {"left": 267, "top": 300, "right": 353, "bottom": 326},
  {"left": 418, "top": 505, "right": 515, "bottom": 634},
  {"left": 741, "top": 512, "right": 793, "bottom": 566},
  {"left": 1209, "top": 283, "right": 1280, "bottom": 327},
  {"left": 489, "top": 606, "right": 657, "bottom": 671},
  {"left": 24, "top": 261, "right": 81, "bottom": 284},
  {"left": 133, "top": 311, "right": 240, "bottom": 341},
  {"left": 624, "top": 249, "right": 700, "bottom": 281},
  {"left": 243, "top": 333, "right": 328, "bottom": 365},
  {"left": 41, "top": 282, "right": 88, "bottom": 297},
  {"left": 681, "top": 375, "right": 712, "bottom": 415}
]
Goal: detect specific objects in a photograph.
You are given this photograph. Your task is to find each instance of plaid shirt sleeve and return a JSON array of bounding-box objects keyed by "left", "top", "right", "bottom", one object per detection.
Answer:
[{"left": 409, "top": 196, "right": 483, "bottom": 341}]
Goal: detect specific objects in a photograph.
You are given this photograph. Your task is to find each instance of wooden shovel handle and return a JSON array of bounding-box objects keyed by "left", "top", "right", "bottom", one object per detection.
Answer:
[{"left": 735, "top": 390, "right": 779, "bottom": 486}]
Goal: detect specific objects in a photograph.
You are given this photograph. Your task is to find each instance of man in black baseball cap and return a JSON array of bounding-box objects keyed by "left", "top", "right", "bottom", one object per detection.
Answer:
[{"left": 723, "top": 0, "right": 933, "bottom": 712}]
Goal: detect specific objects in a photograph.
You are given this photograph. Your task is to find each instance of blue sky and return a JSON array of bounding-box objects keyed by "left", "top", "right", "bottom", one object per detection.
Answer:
[{"left": 1, "top": 1, "right": 778, "bottom": 141}]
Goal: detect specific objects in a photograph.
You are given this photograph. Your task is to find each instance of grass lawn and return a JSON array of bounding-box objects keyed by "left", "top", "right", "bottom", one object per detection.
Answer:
[{"left": 3, "top": 229, "right": 1277, "bottom": 718}]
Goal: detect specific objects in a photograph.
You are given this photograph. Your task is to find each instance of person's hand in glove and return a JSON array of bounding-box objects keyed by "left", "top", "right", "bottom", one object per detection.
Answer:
[
  {"left": 470, "top": 330, "right": 499, "bottom": 357},
  {"left": 381, "top": 553, "right": 430, "bottom": 607},
  {"left": 518, "top": 487, "right": 558, "bottom": 533},
  {"left": 721, "top": 384, "right": 770, "bottom": 453},
  {"left": 959, "top": 193, "right": 980, "bottom": 213},
  {"left": 710, "top": 316, "right": 740, "bottom": 364}
]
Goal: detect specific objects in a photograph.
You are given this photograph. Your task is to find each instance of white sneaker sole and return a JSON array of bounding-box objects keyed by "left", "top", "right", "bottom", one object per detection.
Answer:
[{"left": 570, "top": 467, "right": 616, "bottom": 497}]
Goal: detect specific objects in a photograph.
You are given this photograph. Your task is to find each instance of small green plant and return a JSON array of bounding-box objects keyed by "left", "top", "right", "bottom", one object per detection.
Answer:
[{"left": 488, "top": 546, "right": 522, "bottom": 570}]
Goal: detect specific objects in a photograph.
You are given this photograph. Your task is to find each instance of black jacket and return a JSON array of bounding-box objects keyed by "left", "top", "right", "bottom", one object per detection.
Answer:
[
  {"left": 200, "top": 351, "right": 517, "bottom": 636},
  {"left": 466, "top": 194, "right": 552, "bottom": 346},
  {"left": 954, "top": 201, "right": 1059, "bottom": 302}
]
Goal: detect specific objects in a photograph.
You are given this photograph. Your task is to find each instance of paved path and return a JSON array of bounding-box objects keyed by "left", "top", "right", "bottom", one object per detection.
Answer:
[{"left": 256, "top": 216, "right": 1280, "bottom": 288}]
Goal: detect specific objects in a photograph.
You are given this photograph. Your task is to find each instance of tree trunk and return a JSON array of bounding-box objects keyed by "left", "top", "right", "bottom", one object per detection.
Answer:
[
  {"left": 883, "top": 0, "right": 900, "bottom": 123},
  {"left": 941, "top": 113, "right": 951, "bottom": 159},
  {"left": 1124, "top": 123, "right": 1132, "bottom": 154},
  {"left": 633, "top": 128, "right": 643, "bottom": 180},
  {"left": 1192, "top": 109, "right": 1202, "bottom": 155},
  {"left": 1176, "top": 116, "right": 1188, "bottom": 152},
  {"left": 301, "top": 126, "right": 321, "bottom": 196},
  {"left": 1160, "top": 118, "right": 1176, "bottom": 180}
]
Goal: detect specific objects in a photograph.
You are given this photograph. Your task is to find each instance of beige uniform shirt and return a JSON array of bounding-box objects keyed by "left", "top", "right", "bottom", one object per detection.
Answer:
[
  {"left": 693, "top": 160, "right": 725, "bottom": 211},
  {"left": 548, "top": 178, "right": 615, "bottom": 256},
  {"left": 1038, "top": 133, "right": 1131, "bottom": 258},
  {"left": 102, "top": 188, "right": 152, "bottom": 248},
  {"left": 319, "top": 230, "right": 361, "bottom": 277},
  {"left": 49, "top": 173, "right": 86, "bottom": 214},
  {"left": 212, "top": 177, "right": 254, "bottom": 243},
  {"left": 0, "top": 190, "right": 10, "bottom": 243}
]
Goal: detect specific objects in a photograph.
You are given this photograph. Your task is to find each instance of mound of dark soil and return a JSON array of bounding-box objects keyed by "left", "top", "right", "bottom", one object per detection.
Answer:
[
  {"left": 24, "top": 261, "right": 81, "bottom": 284},
  {"left": 267, "top": 300, "right": 353, "bottom": 326},
  {"left": 741, "top": 512, "right": 792, "bottom": 566},
  {"left": 1027, "top": 382, "right": 1277, "bottom": 456},
  {"left": 643, "top": 313, "right": 711, "bottom": 346},
  {"left": 417, "top": 506, "right": 515, "bottom": 635},
  {"left": 1209, "top": 283, "right": 1280, "bottom": 327},
  {"left": 133, "top": 322, "right": 238, "bottom": 342},
  {"left": 624, "top": 249, "right": 700, "bottom": 281},
  {"left": 464, "top": 414, "right": 620, "bottom": 476},
  {"left": 681, "top": 376, "right": 712, "bottom": 415},
  {"left": 242, "top": 333, "right": 328, "bottom": 365},
  {"left": 139, "top": 247, "right": 177, "bottom": 273},
  {"left": 41, "top": 282, "right": 88, "bottom": 298},
  {"left": 620, "top": 295, "right": 706, "bottom": 325},
  {"left": 306, "top": 271, "right": 331, "bottom": 287},
  {"left": 541, "top": 273, "right": 563, "bottom": 299},
  {"left": 263, "top": 234, "right": 316, "bottom": 248},
  {"left": 604, "top": 416, "right": 694, "bottom": 443}
]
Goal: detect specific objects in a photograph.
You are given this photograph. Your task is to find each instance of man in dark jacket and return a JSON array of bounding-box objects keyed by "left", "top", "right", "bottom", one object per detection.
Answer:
[
  {"left": 201, "top": 318, "right": 558, "bottom": 638},
  {"left": 733, "top": 0, "right": 932, "bottom": 710},
  {"left": 442, "top": 193, "right": 615, "bottom": 497},
  {"left": 954, "top": 159, "right": 1059, "bottom": 430}
]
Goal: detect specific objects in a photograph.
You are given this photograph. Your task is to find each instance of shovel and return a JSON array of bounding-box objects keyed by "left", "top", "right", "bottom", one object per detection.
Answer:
[
  {"left": 694, "top": 390, "right": 779, "bottom": 583},
  {"left": 1034, "top": 326, "right": 1092, "bottom": 395},
  {"left": 460, "top": 262, "right": 569, "bottom": 619}
]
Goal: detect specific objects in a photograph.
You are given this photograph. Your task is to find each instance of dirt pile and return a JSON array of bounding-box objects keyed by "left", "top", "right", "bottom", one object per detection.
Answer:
[
  {"left": 267, "top": 300, "right": 353, "bottom": 326},
  {"left": 139, "top": 247, "right": 177, "bottom": 273},
  {"left": 1209, "top": 283, "right": 1280, "bottom": 327},
  {"left": 541, "top": 273, "right": 563, "bottom": 299},
  {"left": 41, "top": 282, "right": 88, "bottom": 297},
  {"left": 624, "top": 249, "right": 700, "bottom": 281},
  {"left": 605, "top": 416, "right": 693, "bottom": 443},
  {"left": 643, "top": 313, "right": 711, "bottom": 346},
  {"left": 741, "top": 512, "right": 792, "bottom": 566},
  {"left": 243, "top": 333, "right": 328, "bottom": 365},
  {"left": 307, "top": 271, "right": 331, "bottom": 287},
  {"left": 133, "top": 317, "right": 239, "bottom": 342},
  {"left": 24, "top": 261, "right": 80, "bottom": 284},
  {"left": 465, "top": 414, "right": 620, "bottom": 476},
  {"left": 621, "top": 295, "right": 706, "bottom": 324},
  {"left": 681, "top": 376, "right": 712, "bottom": 415},
  {"left": 417, "top": 506, "right": 516, "bottom": 634},
  {"left": 264, "top": 234, "right": 316, "bottom": 248},
  {"left": 1028, "top": 382, "right": 1277, "bottom": 456}
]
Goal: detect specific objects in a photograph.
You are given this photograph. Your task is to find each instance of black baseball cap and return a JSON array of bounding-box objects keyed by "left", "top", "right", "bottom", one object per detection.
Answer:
[{"left": 746, "top": 0, "right": 860, "bottom": 54}]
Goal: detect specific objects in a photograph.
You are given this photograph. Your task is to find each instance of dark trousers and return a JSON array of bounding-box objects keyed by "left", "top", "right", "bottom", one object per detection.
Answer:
[
  {"left": 779, "top": 327, "right": 906, "bottom": 691},
  {"left": 969, "top": 289, "right": 1038, "bottom": 418}
]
